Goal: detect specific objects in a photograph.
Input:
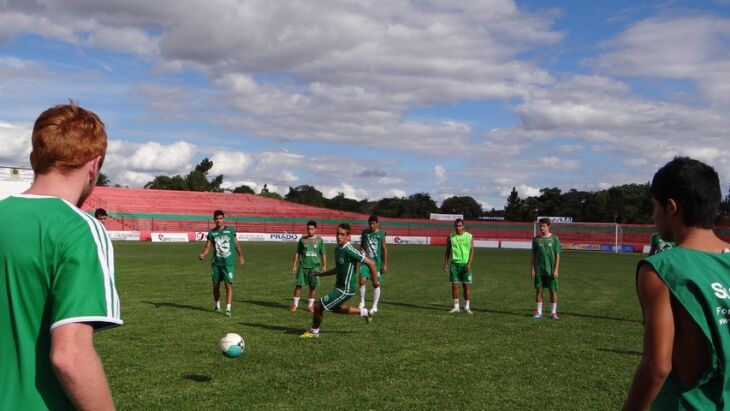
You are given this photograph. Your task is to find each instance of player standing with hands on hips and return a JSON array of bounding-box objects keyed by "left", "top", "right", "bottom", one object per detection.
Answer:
[
  {"left": 199, "top": 210, "right": 245, "bottom": 316},
  {"left": 531, "top": 218, "right": 561, "bottom": 320},
  {"left": 443, "top": 218, "right": 474, "bottom": 314}
]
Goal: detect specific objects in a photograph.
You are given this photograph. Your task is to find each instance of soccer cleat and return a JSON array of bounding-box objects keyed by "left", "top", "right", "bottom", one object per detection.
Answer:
[
  {"left": 365, "top": 312, "right": 374, "bottom": 324},
  {"left": 449, "top": 307, "right": 461, "bottom": 313},
  {"left": 299, "top": 330, "right": 319, "bottom": 338},
  {"left": 289, "top": 304, "right": 298, "bottom": 312},
  {"left": 225, "top": 310, "right": 231, "bottom": 317},
  {"left": 358, "top": 303, "right": 365, "bottom": 310},
  {"left": 465, "top": 308, "right": 473, "bottom": 315},
  {"left": 532, "top": 312, "right": 543, "bottom": 319},
  {"left": 307, "top": 305, "right": 315, "bottom": 313},
  {"left": 551, "top": 312, "right": 559, "bottom": 320},
  {"left": 213, "top": 307, "right": 221, "bottom": 314},
  {"left": 370, "top": 307, "right": 378, "bottom": 314}
]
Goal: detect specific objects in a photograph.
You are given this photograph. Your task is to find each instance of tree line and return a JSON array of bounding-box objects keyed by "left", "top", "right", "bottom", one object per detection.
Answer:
[{"left": 97, "top": 158, "right": 730, "bottom": 224}]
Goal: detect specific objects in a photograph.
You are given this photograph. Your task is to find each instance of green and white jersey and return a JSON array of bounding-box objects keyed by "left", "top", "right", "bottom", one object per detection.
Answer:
[
  {"left": 532, "top": 234, "right": 561, "bottom": 276},
  {"left": 640, "top": 247, "right": 730, "bottom": 410},
  {"left": 449, "top": 232, "right": 473, "bottom": 264},
  {"left": 650, "top": 233, "right": 674, "bottom": 254},
  {"left": 208, "top": 226, "right": 236, "bottom": 266},
  {"left": 0, "top": 195, "right": 122, "bottom": 411},
  {"left": 361, "top": 229, "right": 386, "bottom": 261},
  {"left": 297, "top": 235, "right": 325, "bottom": 269},
  {"left": 334, "top": 242, "right": 365, "bottom": 293}
]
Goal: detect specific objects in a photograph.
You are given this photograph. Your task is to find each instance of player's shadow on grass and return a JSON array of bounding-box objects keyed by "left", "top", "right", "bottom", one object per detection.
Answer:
[
  {"left": 182, "top": 374, "right": 212, "bottom": 383},
  {"left": 380, "top": 301, "right": 455, "bottom": 312},
  {"left": 143, "top": 301, "right": 210, "bottom": 313},
  {"left": 240, "top": 298, "right": 289, "bottom": 310},
  {"left": 598, "top": 348, "right": 641, "bottom": 356},
  {"left": 239, "top": 321, "right": 354, "bottom": 335},
  {"left": 558, "top": 311, "right": 640, "bottom": 323}
]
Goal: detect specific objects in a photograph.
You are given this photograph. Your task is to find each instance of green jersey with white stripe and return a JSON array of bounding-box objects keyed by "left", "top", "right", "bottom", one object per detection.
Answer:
[
  {"left": 334, "top": 242, "right": 364, "bottom": 293},
  {"left": 208, "top": 226, "right": 237, "bottom": 266},
  {"left": 297, "top": 236, "right": 325, "bottom": 269},
  {"left": 361, "top": 228, "right": 385, "bottom": 261},
  {"left": 0, "top": 195, "right": 122, "bottom": 410}
]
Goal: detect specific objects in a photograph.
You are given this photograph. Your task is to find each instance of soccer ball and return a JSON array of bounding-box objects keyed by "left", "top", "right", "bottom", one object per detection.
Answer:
[{"left": 218, "top": 333, "right": 245, "bottom": 358}]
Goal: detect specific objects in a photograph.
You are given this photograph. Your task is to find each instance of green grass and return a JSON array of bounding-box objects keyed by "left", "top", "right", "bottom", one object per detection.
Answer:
[{"left": 98, "top": 243, "right": 645, "bottom": 410}]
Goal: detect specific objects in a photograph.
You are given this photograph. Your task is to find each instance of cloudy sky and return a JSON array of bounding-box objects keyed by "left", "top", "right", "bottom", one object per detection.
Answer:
[{"left": 1, "top": 0, "right": 729, "bottom": 209}]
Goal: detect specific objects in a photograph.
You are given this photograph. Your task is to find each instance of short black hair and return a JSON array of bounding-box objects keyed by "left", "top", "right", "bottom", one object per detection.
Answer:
[
  {"left": 538, "top": 217, "right": 551, "bottom": 226},
  {"left": 651, "top": 156, "right": 721, "bottom": 228},
  {"left": 213, "top": 210, "right": 225, "bottom": 218},
  {"left": 368, "top": 215, "right": 379, "bottom": 223},
  {"left": 94, "top": 208, "right": 107, "bottom": 218},
  {"left": 307, "top": 220, "right": 317, "bottom": 228},
  {"left": 338, "top": 223, "right": 351, "bottom": 233},
  {"left": 454, "top": 218, "right": 464, "bottom": 225}
]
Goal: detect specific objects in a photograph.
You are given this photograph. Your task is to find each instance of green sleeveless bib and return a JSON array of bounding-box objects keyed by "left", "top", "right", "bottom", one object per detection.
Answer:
[{"left": 640, "top": 247, "right": 730, "bottom": 410}]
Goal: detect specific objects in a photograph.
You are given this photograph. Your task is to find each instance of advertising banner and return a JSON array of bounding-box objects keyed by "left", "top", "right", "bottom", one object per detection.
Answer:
[
  {"left": 151, "top": 232, "right": 189, "bottom": 243},
  {"left": 107, "top": 231, "right": 141, "bottom": 241},
  {"left": 537, "top": 216, "right": 574, "bottom": 224},
  {"left": 429, "top": 213, "right": 463, "bottom": 221},
  {"left": 386, "top": 235, "right": 429, "bottom": 245},
  {"left": 500, "top": 240, "right": 532, "bottom": 250},
  {"left": 237, "top": 232, "right": 267, "bottom": 242},
  {"left": 267, "top": 233, "right": 301, "bottom": 242},
  {"left": 563, "top": 243, "right": 602, "bottom": 251},
  {"left": 195, "top": 232, "right": 208, "bottom": 242},
  {"left": 473, "top": 240, "right": 499, "bottom": 248}
]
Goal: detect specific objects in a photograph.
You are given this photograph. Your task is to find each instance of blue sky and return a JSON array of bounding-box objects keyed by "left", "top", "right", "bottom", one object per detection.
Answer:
[{"left": 1, "top": 0, "right": 729, "bottom": 210}]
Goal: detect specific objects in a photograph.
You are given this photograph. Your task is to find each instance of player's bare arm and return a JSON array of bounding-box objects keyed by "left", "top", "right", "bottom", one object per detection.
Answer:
[
  {"left": 622, "top": 264, "right": 674, "bottom": 411},
  {"left": 530, "top": 254, "right": 536, "bottom": 279},
  {"left": 234, "top": 239, "right": 244, "bottom": 265},
  {"left": 443, "top": 239, "right": 451, "bottom": 272},
  {"left": 381, "top": 238, "right": 388, "bottom": 273},
  {"left": 466, "top": 237, "right": 474, "bottom": 271},
  {"left": 198, "top": 239, "right": 213, "bottom": 260},
  {"left": 51, "top": 323, "right": 116, "bottom": 411},
  {"left": 291, "top": 253, "right": 299, "bottom": 276},
  {"left": 552, "top": 253, "right": 560, "bottom": 279},
  {"left": 313, "top": 268, "right": 337, "bottom": 277}
]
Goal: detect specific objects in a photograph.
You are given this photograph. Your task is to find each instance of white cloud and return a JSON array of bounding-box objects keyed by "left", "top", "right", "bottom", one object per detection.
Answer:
[
  {"left": 209, "top": 152, "right": 253, "bottom": 178},
  {"left": 434, "top": 165, "right": 446, "bottom": 182},
  {"left": 0, "top": 121, "right": 32, "bottom": 164},
  {"left": 127, "top": 141, "right": 195, "bottom": 172},
  {"left": 378, "top": 176, "right": 406, "bottom": 185}
]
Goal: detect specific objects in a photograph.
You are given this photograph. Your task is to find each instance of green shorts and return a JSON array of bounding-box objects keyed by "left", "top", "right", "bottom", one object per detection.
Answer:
[
  {"left": 535, "top": 275, "right": 558, "bottom": 291},
  {"left": 212, "top": 265, "right": 234, "bottom": 284},
  {"left": 295, "top": 267, "right": 320, "bottom": 288},
  {"left": 320, "top": 288, "right": 355, "bottom": 311},
  {"left": 359, "top": 259, "right": 382, "bottom": 280},
  {"left": 449, "top": 262, "right": 472, "bottom": 284}
]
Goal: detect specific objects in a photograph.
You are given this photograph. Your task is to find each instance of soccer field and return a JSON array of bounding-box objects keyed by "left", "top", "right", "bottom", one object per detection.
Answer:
[{"left": 99, "top": 242, "right": 644, "bottom": 410}]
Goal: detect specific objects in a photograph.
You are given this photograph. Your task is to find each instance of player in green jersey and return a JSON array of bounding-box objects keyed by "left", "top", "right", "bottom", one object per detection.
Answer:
[
  {"left": 624, "top": 157, "right": 730, "bottom": 410},
  {"left": 199, "top": 210, "right": 245, "bottom": 316},
  {"left": 443, "top": 218, "right": 475, "bottom": 314},
  {"left": 648, "top": 232, "right": 674, "bottom": 255},
  {"left": 531, "top": 218, "right": 562, "bottom": 320},
  {"left": 0, "top": 103, "right": 121, "bottom": 410},
  {"left": 358, "top": 215, "right": 388, "bottom": 313},
  {"left": 290, "top": 220, "right": 326, "bottom": 312},
  {"left": 300, "top": 223, "right": 379, "bottom": 338}
]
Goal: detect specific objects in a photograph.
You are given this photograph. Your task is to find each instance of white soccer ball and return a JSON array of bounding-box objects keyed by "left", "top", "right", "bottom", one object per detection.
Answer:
[{"left": 218, "top": 333, "right": 245, "bottom": 358}]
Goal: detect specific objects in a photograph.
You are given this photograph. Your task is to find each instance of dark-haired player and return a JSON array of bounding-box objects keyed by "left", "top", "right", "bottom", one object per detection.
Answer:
[
  {"left": 358, "top": 215, "right": 388, "bottom": 313},
  {"left": 623, "top": 157, "right": 730, "bottom": 410},
  {"left": 290, "top": 220, "right": 326, "bottom": 312},
  {"left": 531, "top": 218, "right": 561, "bottom": 319},
  {"left": 199, "top": 210, "right": 244, "bottom": 316},
  {"left": 443, "top": 218, "right": 475, "bottom": 314}
]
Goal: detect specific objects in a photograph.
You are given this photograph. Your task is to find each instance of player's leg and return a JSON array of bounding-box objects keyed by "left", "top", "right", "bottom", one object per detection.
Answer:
[
  {"left": 449, "top": 263, "right": 461, "bottom": 312},
  {"left": 292, "top": 268, "right": 307, "bottom": 311},
  {"left": 533, "top": 281, "right": 544, "bottom": 319},
  {"left": 223, "top": 266, "right": 234, "bottom": 316},
  {"left": 549, "top": 279, "right": 559, "bottom": 319},
  {"left": 358, "top": 267, "right": 370, "bottom": 309},
  {"left": 291, "top": 285, "right": 302, "bottom": 312},
  {"left": 371, "top": 259, "right": 382, "bottom": 312},
  {"left": 307, "top": 270, "right": 319, "bottom": 312},
  {"left": 462, "top": 266, "right": 473, "bottom": 314},
  {"left": 212, "top": 266, "right": 222, "bottom": 313}
]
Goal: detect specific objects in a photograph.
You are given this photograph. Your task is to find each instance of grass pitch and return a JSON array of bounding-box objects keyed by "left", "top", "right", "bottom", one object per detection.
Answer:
[{"left": 99, "top": 242, "right": 644, "bottom": 410}]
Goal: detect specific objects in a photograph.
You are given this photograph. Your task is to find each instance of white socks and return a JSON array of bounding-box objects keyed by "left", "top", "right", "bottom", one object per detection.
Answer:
[
  {"left": 464, "top": 300, "right": 470, "bottom": 310},
  {"left": 308, "top": 298, "right": 315, "bottom": 307},
  {"left": 359, "top": 285, "right": 367, "bottom": 306},
  {"left": 536, "top": 302, "right": 543, "bottom": 315},
  {"left": 551, "top": 303, "right": 557, "bottom": 314},
  {"left": 360, "top": 308, "right": 370, "bottom": 317},
  {"left": 453, "top": 299, "right": 459, "bottom": 309},
  {"left": 215, "top": 301, "right": 221, "bottom": 309},
  {"left": 226, "top": 304, "right": 231, "bottom": 311},
  {"left": 293, "top": 296, "right": 300, "bottom": 306},
  {"left": 311, "top": 327, "right": 320, "bottom": 334},
  {"left": 373, "top": 287, "right": 381, "bottom": 309}
]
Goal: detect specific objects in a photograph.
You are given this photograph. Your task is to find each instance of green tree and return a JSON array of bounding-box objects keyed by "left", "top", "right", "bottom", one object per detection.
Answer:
[
  {"left": 404, "top": 193, "right": 438, "bottom": 218},
  {"left": 440, "top": 196, "right": 483, "bottom": 219},
  {"left": 144, "top": 158, "right": 224, "bottom": 192},
  {"left": 373, "top": 197, "right": 408, "bottom": 218},
  {"left": 325, "top": 192, "right": 363, "bottom": 213},
  {"left": 144, "top": 175, "right": 188, "bottom": 190},
  {"left": 232, "top": 185, "right": 255, "bottom": 194},
  {"left": 504, "top": 187, "right": 522, "bottom": 221},
  {"left": 285, "top": 185, "right": 325, "bottom": 207},
  {"left": 96, "top": 172, "right": 110, "bottom": 187}
]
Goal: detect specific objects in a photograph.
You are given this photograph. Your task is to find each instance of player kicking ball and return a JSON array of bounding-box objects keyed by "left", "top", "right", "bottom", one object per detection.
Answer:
[
  {"left": 358, "top": 215, "right": 388, "bottom": 313},
  {"left": 531, "top": 218, "right": 561, "bottom": 320},
  {"left": 300, "top": 223, "right": 379, "bottom": 338},
  {"left": 290, "top": 220, "right": 326, "bottom": 312},
  {"left": 198, "top": 210, "right": 245, "bottom": 316}
]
